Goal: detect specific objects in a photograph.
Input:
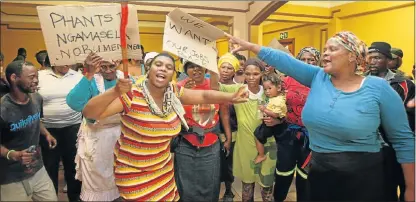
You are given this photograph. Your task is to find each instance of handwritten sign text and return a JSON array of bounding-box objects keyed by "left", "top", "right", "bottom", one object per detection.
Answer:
[{"left": 37, "top": 4, "right": 141, "bottom": 66}]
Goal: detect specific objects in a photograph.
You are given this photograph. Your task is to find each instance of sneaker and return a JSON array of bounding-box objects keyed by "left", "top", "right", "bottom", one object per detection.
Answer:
[
  {"left": 222, "top": 191, "right": 235, "bottom": 202},
  {"left": 63, "top": 184, "right": 67, "bottom": 193}
]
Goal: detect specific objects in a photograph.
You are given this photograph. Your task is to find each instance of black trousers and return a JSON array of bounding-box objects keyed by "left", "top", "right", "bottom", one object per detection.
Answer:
[
  {"left": 220, "top": 141, "right": 235, "bottom": 183},
  {"left": 308, "top": 151, "right": 385, "bottom": 201},
  {"left": 383, "top": 146, "right": 405, "bottom": 201},
  {"left": 273, "top": 130, "right": 311, "bottom": 202},
  {"left": 39, "top": 124, "right": 81, "bottom": 201}
]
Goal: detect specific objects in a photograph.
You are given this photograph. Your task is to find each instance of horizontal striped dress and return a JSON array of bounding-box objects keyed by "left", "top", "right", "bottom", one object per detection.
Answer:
[{"left": 115, "top": 83, "right": 181, "bottom": 201}]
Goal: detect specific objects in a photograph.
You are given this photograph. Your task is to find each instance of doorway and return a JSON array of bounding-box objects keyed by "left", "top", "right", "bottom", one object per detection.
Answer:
[{"left": 278, "top": 38, "right": 295, "bottom": 56}]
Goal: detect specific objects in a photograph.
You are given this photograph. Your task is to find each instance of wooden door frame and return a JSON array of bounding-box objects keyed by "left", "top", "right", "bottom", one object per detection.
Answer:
[
  {"left": 278, "top": 38, "right": 295, "bottom": 56},
  {"left": 319, "top": 28, "right": 328, "bottom": 52}
]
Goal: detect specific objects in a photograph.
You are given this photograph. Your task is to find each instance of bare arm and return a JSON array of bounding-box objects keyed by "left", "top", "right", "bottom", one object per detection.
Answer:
[
  {"left": 262, "top": 108, "right": 279, "bottom": 119},
  {"left": 40, "top": 122, "right": 51, "bottom": 137},
  {"left": 226, "top": 33, "right": 319, "bottom": 87},
  {"left": 220, "top": 104, "right": 232, "bottom": 143},
  {"left": 402, "top": 163, "right": 415, "bottom": 197},
  {"left": 82, "top": 88, "right": 123, "bottom": 120},
  {"left": 180, "top": 88, "right": 234, "bottom": 105}
]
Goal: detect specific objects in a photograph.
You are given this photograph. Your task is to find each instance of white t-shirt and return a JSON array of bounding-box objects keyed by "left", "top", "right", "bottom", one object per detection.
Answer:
[{"left": 38, "top": 69, "right": 83, "bottom": 128}]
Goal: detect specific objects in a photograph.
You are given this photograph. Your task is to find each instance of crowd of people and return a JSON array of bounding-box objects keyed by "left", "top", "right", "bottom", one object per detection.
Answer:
[{"left": 0, "top": 28, "right": 415, "bottom": 202}]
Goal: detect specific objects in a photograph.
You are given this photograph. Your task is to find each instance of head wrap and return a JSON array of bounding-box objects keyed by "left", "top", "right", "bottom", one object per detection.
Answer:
[
  {"left": 330, "top": 31, "right": 367, "bottom": 69},
  {"left": 218, "top": 53, "right": 240, "bottom": 72},
  {"left": 296, "top": 47, "right": 321, "bottom": 62},
  {"left": 144, "top": 52, "right": 159, "bottom": 64}
]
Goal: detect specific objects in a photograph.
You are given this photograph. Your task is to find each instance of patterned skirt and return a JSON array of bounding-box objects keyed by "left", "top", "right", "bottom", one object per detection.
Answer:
[{"left": 114, "top": 155, "right": 180, "bottom": 201}]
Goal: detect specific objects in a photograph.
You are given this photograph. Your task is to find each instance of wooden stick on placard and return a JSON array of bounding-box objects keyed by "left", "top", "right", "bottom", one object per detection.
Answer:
[{"left": 120, "top": 1, "right": 129, "bottom": 78}]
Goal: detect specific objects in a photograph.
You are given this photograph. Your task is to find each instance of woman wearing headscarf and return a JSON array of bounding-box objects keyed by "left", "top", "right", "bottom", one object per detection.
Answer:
[
  {"left": 226, "top": 31, "right": 415, "bottom": 201},
  {"left": 66, "top": 53, "right": 123, "bottom": 201},
  {"left": 217, "top": 53, "right": 240, "bottom": 201},
  {"left": 82, "top": 53, "right": 248, "bottom": 201},
  {"left": 215, "top": 58, "right": 277, "bottom": 202},
  {"left": 273, "top": 47, "right": 320, "bottom": 202}
]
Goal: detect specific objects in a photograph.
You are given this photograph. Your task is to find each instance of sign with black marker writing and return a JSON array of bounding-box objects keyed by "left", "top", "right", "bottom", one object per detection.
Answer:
[
  {"left": 37, "top": 4, "right": 141, "bottom": 66},
  {"left": 163, "top": 8, "right": 224, "bottom": 74}
]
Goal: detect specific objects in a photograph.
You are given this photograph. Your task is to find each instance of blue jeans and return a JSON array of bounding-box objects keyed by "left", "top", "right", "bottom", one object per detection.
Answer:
[{"left": 174, "top": 137, "right": 221, "bottom": 202}]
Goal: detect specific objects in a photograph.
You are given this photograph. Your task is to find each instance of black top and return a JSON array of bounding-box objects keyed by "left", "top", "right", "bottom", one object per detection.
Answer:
[{"left": 0, "top": 93, "right": 44, "bottom": 184}]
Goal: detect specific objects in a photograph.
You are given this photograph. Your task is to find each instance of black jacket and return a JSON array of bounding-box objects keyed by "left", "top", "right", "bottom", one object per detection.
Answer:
[{"left": 389, "top": 71, "right": 415, "bottom": 132}]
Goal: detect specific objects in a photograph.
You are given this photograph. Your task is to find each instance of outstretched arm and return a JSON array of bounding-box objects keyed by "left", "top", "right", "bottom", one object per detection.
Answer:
[
  {"left": 179, "top": 85, "right": 247, "bottom": 105},
  {"left": 225, "top": 33, "right": 320, "bottom": 87},
  {"left": 258, "top": 47, "right": 320, "bottom": 87},
  {"left": 180, "top": 89, "right": 231, "bottom": 105}
]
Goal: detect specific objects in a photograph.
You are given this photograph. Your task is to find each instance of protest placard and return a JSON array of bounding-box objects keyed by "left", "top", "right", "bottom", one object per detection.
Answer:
[
  {"left": 163, "top": 8, "right": 224, "bottom": 74},
  {"left": 37, "top": 4, "right": 141, "bottom": 66},
  {"left": 267, "top": 38, "right": 293, "bottom": 56}
]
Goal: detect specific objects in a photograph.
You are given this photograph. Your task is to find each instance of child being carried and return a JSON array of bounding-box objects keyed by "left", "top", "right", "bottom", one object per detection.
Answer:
[{"left": 254, "top": 73, "right": 287, "bottom": 164}]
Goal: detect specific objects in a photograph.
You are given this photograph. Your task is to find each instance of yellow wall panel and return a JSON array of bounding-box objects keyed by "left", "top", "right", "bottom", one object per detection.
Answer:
[
  {"left": 341, "top": 5, "right": 414, "bottom": 74},
  {"left": 263, "top": 1, "right": 414, "bottom": 75},
  {"left": 263, "top": 24, "right": 322, "bottom": 56},
  {"left": 1, "top": 26, "right": 46, "bottom": 68},
  {"left": 216, "top": 39, "right": 229, "bottom": 58}
]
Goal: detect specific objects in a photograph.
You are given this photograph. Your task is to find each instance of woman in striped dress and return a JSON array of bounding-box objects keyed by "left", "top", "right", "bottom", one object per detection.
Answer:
[{"left": 82, "top": 53, "right": 248, "bottom": 201}]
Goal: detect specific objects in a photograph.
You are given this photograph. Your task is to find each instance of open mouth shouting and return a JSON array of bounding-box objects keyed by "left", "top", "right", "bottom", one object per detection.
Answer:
[
  {"left": 321, "top": 58, "right": 331, "bottom": 67},
  {"left": 155, "top": 73, "right": 167, "bottom": 82}
]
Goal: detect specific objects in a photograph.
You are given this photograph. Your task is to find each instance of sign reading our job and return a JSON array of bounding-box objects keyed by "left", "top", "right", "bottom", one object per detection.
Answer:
[
  {"left": 163, "top": 8, "right": 224, "bottom": 74},
  {"left": 37, "top": 4, "right": 141, "bottom": 66}
]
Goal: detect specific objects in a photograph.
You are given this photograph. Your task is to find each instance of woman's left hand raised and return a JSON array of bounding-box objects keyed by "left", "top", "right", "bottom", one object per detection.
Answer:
[{"left": 230, "top": 86, "right": 249, "bottom": 104}]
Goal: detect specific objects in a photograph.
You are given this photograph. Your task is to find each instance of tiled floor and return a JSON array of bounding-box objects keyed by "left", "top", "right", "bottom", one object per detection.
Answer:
[{"left": 57, "top": 169, "right": 297, "bottom": 201}]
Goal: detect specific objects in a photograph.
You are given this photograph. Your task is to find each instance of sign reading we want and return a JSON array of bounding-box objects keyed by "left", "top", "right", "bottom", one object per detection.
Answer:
[
  {"left": 163, "top": 8, "right": 224, "bottom": 74},
  {"left": 37, "top": 4, "right": 141, "bottom": 66}
]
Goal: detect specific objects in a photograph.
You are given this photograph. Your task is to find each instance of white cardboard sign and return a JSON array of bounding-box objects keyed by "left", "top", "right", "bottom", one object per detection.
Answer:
[
  {"left": 163, "top": 8, "right": 224, "bottom": 74},
  {"left": 37, "top": 4, "right": 141, "bottom": 66}
]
